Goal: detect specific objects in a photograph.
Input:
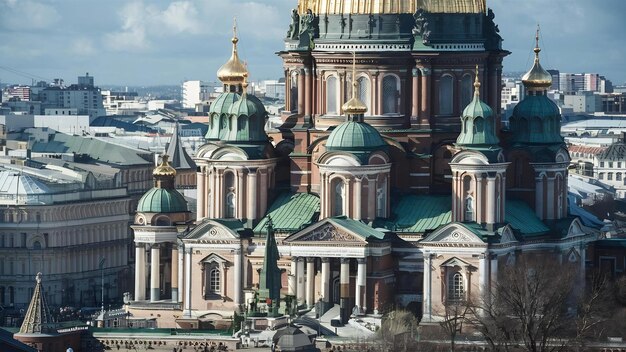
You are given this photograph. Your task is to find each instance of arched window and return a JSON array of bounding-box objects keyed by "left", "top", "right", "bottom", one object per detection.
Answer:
[
  {"left": 357, "top": 76, "right": 371, "bottom": 115},
  {"left": 448, "top": 272, "right": 465, "bottom": 301},
  {"left": 376, "top": 178, "right": 387, "bottom": 218},
  {"left": 439, "top": 75, "right": 454, "bottom": 115},
  {"left": 326, "top": 76, "right": 339, "bottom": 115},
  {"left": 224, "top": 172, "right": 236, "bottom": 218},
  {"left": 290, "top": 71, "right": 299, "bottom": 112},
  {"left": 333, "top": 181, "right": 345, "bottom": 216},
  {"left": 460, "top": 74, "right": 473, "bottom": 108},
  {"left": 617, "top": 173, "right": 623, "bottom": 182},
  {"left": 209, "top": 268, "right": 220, "bottom": 293},
  {"left": 382, "top": 75, "right": 399, "bottom": 114},
  {"left": 33, "top": 241, "right": 41, "bottom": 250}
]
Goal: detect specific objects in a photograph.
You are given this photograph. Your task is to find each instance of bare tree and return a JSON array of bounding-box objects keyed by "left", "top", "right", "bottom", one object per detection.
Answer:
[
  {"left": 437, "top": 298, "right": 471, "bottom": 351},
  {"left": 467, "top": 257, "right": 612, "bottom": 352},
  {"left": 377, "top": 310, "right": 420, "bottom": 351}
]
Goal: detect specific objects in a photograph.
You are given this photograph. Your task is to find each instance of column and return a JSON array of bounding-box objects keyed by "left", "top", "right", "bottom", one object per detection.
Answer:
[
  {"left": 247, "top": 172, "right": 258, "bottom": 221},
  {"left": 217, "top": 172, "right": 224, "bottom": 218},
  {"left": 304, "top": 68, "right": 312, "bottom": 120},
  {"left": 546, "top": 177, "right": 555, "bottom": 220},
  {"left": 183, "top": 248, "right": 192, "bottom": 317},
  {"left": 419, "top": 67, "right": 431, "bottom": 128},
  {"left": 356, "top": 258, "right": 367, "bottom": 314},
  {"left": 178, "top": 247, "right": 184, "bottom": 304},
  {"left": 353, "top": 178, "right": 362, "bottom": 220},
  {"left": 297, "top": 69, "right": 305, "bottom": 115},
  {"left": 535, "top": 175, "right": 544, "bottom": 220},
  {"left": 423, "top": 253, "right": 432, "bottom": 321},
  {"left": 368, "top": 178, "right": 376, "bottom": 221},
  {"left": 486, "top": 176, "right": 496, "bottom": 224},
  {"left": 372, "top": 72, "right": 379, "bottom": 115},
  {"left": 296, "top": 257, "right": 305, "bottom": 306},
  {"left": 319, "top": 173, "right": 326, "bottom": 217},
  {"left": 321, "top": 258, "right": 330, "bottom": 304},
  {"left": 134, "top": 244, "right": 146, "bottom": 301},
  {"left": 475, "top": 175, "right": 483, "bottom": 223},
  {"left": 171, "top": 245, "right": 179, "bottom": 302},
  {"left": 150, "top": 244, "right": 160, "bottom": 302},
  {"left": 411, "top": 68, "right": 420, "bottom": 125},
  {"left": 340, "top": 258, "right": 350, "bottom": 324},
  {"left": 478, "top": 254, "right": 489, "bottom": 297},
  {"left": 376, "top": 74, "right": 384, "bottom": 115},
  {"left": 306, "top": 258, "right": 315, "bottom": 307},
  {"left": 285, "top": 69, "right": 291, "bottom": 112},
  {"left": 259, "top": 171, "right": 268, "bottom": 219},
  {"left": 288, "top": 258, "right": 297, "bottom": 296},
  {"left": 197, "top": 169, "right": 205, "bottom": 220},
  {"left": 237, "top": 170, "right": 245, "bottom": 219},
  {"left": 233, "top": 247, "right": 243, "bottom": 305}
]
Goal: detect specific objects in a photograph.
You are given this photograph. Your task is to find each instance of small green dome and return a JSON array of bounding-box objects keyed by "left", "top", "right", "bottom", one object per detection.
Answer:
[
  {"left": 326, "top": 121, "right": 386, "bottom": 161},
  {"left": 137, "top": 187, "right": 188, "bottom": 213},
  {"left": 229, "top": 93, "right": 265, "bottom": 118},
  {"left": 224, "top": 94, "right": 268, "bottom": 143},
  {"left": 510, "top": 94, "right": 562, "bottom": 145},
  {"left": 456, "top": 95, "right": 498, "bottom": 147},
  {"left": 206, "top": 92, "right": 240, "bottom": 140}
]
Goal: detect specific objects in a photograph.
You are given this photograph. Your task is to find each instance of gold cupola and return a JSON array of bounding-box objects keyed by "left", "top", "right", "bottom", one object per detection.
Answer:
[
  {"left": 153, "top": 154, "right": 177, "bottom": 178},
  {"left": 522, "top": 26, "right": 553, "bottom": 90},
  {"left": 217, "top": 18, "right": 248, "bottom": 88},
  {"left": 297, "top": 0, "right": 486, "bottom": 15},
  {"left": 342, "top": 52, "right": 368, "bottom": 117}
]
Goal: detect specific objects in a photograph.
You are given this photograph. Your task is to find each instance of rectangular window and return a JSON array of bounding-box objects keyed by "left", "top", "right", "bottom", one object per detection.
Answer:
[
  {"left": 600, "top": 161, "right": 605, "bottom": 167},
  {"left": 609, "top": 162, "right": 614, "bottom": 168}
]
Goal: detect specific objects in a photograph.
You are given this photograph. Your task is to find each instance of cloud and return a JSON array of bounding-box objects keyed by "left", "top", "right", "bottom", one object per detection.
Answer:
[
  {"left": 70, "top": 38, "right": 97, "bottom": 57},
  {"left": 104, "top": 0, "right": 202, "bottom": 52},
  {"left": 0, "top": 0, "right": 61, "bottom": 30}
]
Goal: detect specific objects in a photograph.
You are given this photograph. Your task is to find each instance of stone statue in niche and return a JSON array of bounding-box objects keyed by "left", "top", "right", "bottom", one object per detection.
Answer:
[
  {"left": 422, "top": 21, "right": 431, "bottom": 44},
  {"left": 300, "top": 9, "right": 315, "bottom": 35},
  {"left": 286, "top": 9, "right": 300, "bottom": 40},
  {"left": 368, "top": 14, "right": 377, "bottom": 38}
]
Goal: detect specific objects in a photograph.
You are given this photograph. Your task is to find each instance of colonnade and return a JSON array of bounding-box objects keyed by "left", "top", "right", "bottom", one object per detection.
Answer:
[
  {"left": 134, "top": 243, "right": 179, "bottom": 303},
  {"left": 288, "top": 256, "right": 367, "bottom": 322}
]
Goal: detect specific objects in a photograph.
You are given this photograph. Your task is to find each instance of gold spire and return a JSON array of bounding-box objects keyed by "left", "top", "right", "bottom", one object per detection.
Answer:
[
  {"left": 522, "top": 25, "right": 552, "bottom": 89},
  {"left": 153, "top": 154, "right": 177, "bottom": 177},
  {"left": 217, "top": 18, "right": 249, "bottom": 86},
  {"left": 342, "top": 52, "right": 368, "bottom": 116},
  {"left": 473, "top": 65, "right": 481, "bottom": 97}
]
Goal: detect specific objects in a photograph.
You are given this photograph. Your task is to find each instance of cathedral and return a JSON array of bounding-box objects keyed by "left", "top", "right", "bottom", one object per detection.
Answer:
[{"left": 128, "top": 0, "right": 598, "bottom": 328}]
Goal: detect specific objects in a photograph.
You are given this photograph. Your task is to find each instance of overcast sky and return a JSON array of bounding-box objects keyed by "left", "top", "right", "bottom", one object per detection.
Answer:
[{"left": 1, "top": 0, "right": 625, "bottom": 86}]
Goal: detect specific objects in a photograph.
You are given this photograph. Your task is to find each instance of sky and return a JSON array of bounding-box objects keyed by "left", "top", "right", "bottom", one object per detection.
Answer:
[{"left": 1, "top": 0, "right": 625, "bottom": 87}]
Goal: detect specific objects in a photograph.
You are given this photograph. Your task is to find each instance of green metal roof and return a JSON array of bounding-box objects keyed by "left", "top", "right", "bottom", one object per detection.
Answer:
[
  {"left": 31, "top": 133, "right": 151, "bottom": 166},
  {"left": 510, "top": 94, "right": 563, "bottom": 145},
  {"left": 386, "top": 195, "right": 452, "bottom": 233},
  {"left": 137, "top": 187, "right": 188, "bottom": 213},
  {"left": 328, "top": 216, "right": 386, "bottom": 240},
  {"left": 505, "top": 199, "right": 550, "bottom": 237},
  {"left": 254, "top": 193, "right": 320, "bottom": 235}
]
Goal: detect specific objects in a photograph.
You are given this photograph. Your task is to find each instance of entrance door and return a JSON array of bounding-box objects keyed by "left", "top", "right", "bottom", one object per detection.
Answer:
[{"left": 331, "top": 276, "right": 340, "bottom": 304}]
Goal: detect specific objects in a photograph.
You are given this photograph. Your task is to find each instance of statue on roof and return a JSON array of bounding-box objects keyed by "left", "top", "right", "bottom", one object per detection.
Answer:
[{"left": 287, "top": 9, "right": 300, "bottom": 40}]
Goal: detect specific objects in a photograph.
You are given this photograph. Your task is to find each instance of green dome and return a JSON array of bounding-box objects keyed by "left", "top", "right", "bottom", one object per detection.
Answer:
[
  {"left": 510, "top": 93, "right": 562, "bottom": 145},
  {"left": 326, "top": 121, "right": 386, "bottom": 162},
  {"left": 225, "top": 94, "right": 268, "bottom": 143},
  {"left": 137, "top": 187, "right": 188, "bottom": 213},
  {"left": 456, "top": 94, "right": 498, "bottom": 147},
  {"left": 206, "top": 92, "right": 240, "bottom": 140}
]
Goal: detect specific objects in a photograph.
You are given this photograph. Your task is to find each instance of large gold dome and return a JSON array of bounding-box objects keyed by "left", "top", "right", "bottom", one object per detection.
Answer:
[{"left": 297, "top": 0, "right": 486, "bottom": 15}]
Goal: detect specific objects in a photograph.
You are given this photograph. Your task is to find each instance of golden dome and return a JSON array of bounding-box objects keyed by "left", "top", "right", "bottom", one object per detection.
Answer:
[
  {"left": 217, "top": 19, "right": 248, "bottom": 86},
  {"left": 343, "top": 52, "right": 368, "bottom": 116},
  {"left": 298, "top": 0, "right": 486, "bottom": 15},
  {"left": 153, "top": 154, "right": 177, "bottom": 177},
  {"left": 522, "top": 27, "right": 553, "bottom": 89}
]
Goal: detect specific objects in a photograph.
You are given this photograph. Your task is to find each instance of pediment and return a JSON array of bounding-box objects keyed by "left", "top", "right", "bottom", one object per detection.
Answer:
[
  {"left": 285, "top": 221, "right": 367, "bottom": 244},
  {"left": 440, "top": 257, "right": 471, "bottom": 268},
  {"left": 422, "top": 223, "right": 485, "bottom": 245},
  {"left": 199, "top": 253, "right": 229, "bottom": 265},
  {"left": 185, "top": 219, "right": 241, "bottom": 242},
  {"left": 565, "top": 218, "right": 585, "bottom": 239}
]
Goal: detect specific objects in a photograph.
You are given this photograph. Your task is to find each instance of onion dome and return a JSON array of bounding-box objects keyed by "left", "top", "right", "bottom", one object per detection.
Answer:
[
  {"left": 521, "top": 27, "right": 552, "bottom": 90},
  {"left": 456, "top": 66, "right": 499, "bottom": 148},
  {"left": 510, "top": 28, "right": 563, "bottom": 147},
  {"left": 137, "top": 154, "right": 188, "bottom": 213},
  {"left": 153, "top": 154, "right": 176, "bottom": 177},
  {"left": 217, "top": 19, "right": 248, "bottom": 88}
]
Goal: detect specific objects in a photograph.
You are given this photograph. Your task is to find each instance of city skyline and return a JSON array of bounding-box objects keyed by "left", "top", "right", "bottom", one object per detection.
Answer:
[{"left": 1, "top": 0, "right": 625, "bottom": 86}]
